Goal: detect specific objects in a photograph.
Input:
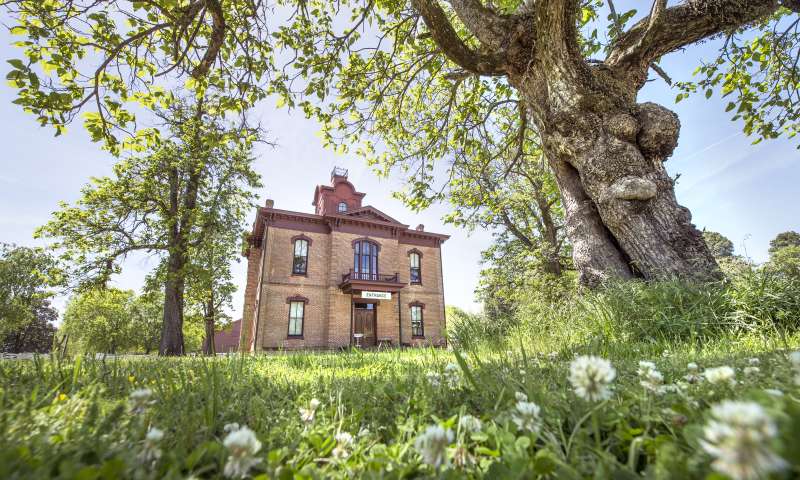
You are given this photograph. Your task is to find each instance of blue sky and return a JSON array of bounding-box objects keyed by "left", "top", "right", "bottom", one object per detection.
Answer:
[{"left": 0, "top": 5, "right": 797, "bottom": 318}]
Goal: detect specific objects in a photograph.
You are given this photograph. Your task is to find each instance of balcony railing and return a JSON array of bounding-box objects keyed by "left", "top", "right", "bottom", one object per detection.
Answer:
[
  {"left": 341, "top": 269, "right": 399, "bottom": 283},
  {"left": 331, "top": 166, "right": 348, "bottom": 178}
]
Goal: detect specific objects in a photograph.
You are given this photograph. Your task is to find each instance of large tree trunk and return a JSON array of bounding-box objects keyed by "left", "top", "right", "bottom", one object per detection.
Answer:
[
  {"left": 160, "top": 251, "right": 186, "bottom": 355},
  {"left": 506, "top": 10, "right": 721, "bottom": 286}
]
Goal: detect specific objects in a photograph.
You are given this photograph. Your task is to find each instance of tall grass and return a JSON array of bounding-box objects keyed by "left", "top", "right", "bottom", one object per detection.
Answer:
[{"left": 1, "top": 270, "right": 800, "bottom": 478}]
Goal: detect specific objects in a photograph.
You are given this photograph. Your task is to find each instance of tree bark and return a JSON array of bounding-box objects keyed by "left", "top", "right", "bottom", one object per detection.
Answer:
[
  {"left": 203, "top": 297, "right": 216, "bottom": 356},
  {"left": 160, "top": 252, "right": 186, "bottom": 355},
  {"left": 410, "top": 0, "right": 777, "bottom": 286},
  {"left": 504, "top": 5, "right": 721, "bottom": 285}
]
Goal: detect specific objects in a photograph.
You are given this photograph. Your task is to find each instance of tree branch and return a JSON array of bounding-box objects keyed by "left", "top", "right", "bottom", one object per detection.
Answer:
[
  {"left": 410, "top": 0, "right": 506, "bottom": 76},
  {"left": 192, "top": 0, "right": 226, "bottom": 78},
  {"left": 446, "top": 0, "right": 514, "bottom": 49},
  {"left": 607, "top": 0, "right": 780, "bottom": 85}
]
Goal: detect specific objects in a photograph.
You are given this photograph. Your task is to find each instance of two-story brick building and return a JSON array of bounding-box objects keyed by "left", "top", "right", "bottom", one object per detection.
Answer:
[{"left": 239, "top": 167, "right": 449, "bottom": 351}]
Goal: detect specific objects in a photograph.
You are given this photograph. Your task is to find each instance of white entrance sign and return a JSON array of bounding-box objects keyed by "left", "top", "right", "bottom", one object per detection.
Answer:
[{"left": 361, "top": 291, "right": 392, "bottom": 300}]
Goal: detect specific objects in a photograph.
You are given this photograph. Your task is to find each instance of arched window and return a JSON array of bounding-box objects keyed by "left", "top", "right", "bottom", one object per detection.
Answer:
[
  {"left": 408, "top": 249, "right": 422, "bottom": 284},
  {"left": 292, "top": 238, "right": 309, "bottom": 275},
  {"left": 338, "top": 201, "right": 348, "bottom": 213},
  {"left": 353, "top": 239, "right": 379, "bottom": 280}
]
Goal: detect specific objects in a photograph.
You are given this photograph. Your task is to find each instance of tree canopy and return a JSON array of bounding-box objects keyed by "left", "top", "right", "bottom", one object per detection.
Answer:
[
  {"left": 4, "top": 0, "right": 800, "bottom": 286},
  {"left": 36, "top": 96, "right": 262, "bottom": 354},
  {"left": 0, "top": 243, "right": 63, "bottom": 340}
]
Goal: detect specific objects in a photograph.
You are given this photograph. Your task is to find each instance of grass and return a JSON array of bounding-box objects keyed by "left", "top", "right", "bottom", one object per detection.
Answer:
[
  {"left": 2, "top": 332, "right": 800, "bottom": 479},
  {"left": 3, "top": 275, "right": 800, "bottom": 479}
]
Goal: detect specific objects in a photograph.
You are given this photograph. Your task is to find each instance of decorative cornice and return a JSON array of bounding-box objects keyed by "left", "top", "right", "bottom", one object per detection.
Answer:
[
  {"left": 286, "top": 295, "right": 309, "bottom": 304},
  {"left": 250, "top": 206, "right": 450, "bottom": 246},
  {"left": 290, "top": 233, "right": 313, "bottom": 246}
]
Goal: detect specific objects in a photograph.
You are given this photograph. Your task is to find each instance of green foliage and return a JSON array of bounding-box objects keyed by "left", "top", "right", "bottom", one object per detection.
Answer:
[
  {"left": 0, "top": 243, "right": 63, "bottom": 339},
  {"left": 702, "top": 230, "right": 735, "bottom": 258},
  {"left": 769, "top": 231, "right": 800, "bottom": 256},
  {"left": 465, "top": 268, "right": 800, "bottom": 354},
  {"left": 676, "top": 8, "right": 800, "bottom": 145},
  {"left": 3, "top": 0, "right": 273, "bottom": 154},
  {"left": 35, "top": 98, "right": 261, "bottom": 291},
  {"left": 2, "top": 300, "right": 57, "bottom": 354},
  {"left": 62, "top": 289, "right": 138, "bottom": 354},
  {"left": 2, "top": 328, "right": 800, "bottom": 478},
  {"left": 61, "top": 288, "right": 172, "bottom": 354}
]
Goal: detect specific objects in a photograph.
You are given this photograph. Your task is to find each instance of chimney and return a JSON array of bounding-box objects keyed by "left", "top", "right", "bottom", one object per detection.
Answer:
[
  {"left": 331, "top": 166, "right": 348, "bottom": 183},
  {"left": 265, "top": 199, "right": 274, "bottom": 208},
  {"left": 416, "top": 224, "right": 425, "bottom": 231}
]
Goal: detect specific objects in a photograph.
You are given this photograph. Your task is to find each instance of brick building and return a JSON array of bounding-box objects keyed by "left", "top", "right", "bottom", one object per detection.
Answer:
[{"left": 239, "top": 167, "right": 449, "bottom": 351}]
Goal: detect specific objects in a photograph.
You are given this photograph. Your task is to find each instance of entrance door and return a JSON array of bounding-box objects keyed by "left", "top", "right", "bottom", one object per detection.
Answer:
[{"left": 353, "top": 303, "right": 376, "bottom": 346}]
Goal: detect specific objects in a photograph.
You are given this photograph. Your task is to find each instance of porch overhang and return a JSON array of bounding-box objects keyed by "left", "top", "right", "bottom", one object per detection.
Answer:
[{"left": 338, "top": 270, "right": 406, "bottom": 294}]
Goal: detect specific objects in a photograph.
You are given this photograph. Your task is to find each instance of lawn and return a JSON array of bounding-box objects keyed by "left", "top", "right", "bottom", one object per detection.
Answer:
[{"left": 2, "top": 328, "right": 800, "bottom": 479}]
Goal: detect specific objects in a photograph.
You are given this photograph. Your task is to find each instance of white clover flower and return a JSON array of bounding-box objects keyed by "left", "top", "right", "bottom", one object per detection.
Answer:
[
  {"left": 458, "top": 415, "right": 482, "bottom": 433},
  {"left": 548, "top": 352, "right": 558, "bottom": 360},
  {"left": 443, "top": 363, "right": 462, "bottom": 387},
  {"left": 705, "top": 366, "right": 736, "bottom": 386},
  {"left": 139, "top": 427, "right": 164, "bottom": 463},
  {"left": 701, "top": 401, "right": 786, "bottom": 480},
  {"left": 332, "top": 431, "right": 354, "bottom": 459},
  {"left": 224, "top": 423, "right": 241, "bottom": 433},
  {"left": 743, "top": 366, "right": 760, "bottom": 377},
  {"left": 129, "top": 388, "right": 154, "bottom": 413},
  {"left": 748, "top": 358, "right": 760, "bottom": 366},
  {"left": 414, "top": 425, "right": 453, "bottom": 468},
  {"left": 299, "top": 398, "right": 321, "bottom": 425},
  {"left": 357, "top": 427, "right": 370, "bottom": 438},
  {"left": 426, "top": 371, "right": 442, "bottom": 388},
  {"left": 512, "top": 401, "right": 542, "bottom": 434},
  {"left": 223, "top": 425, "right": 262, "bottom": 479},
  {"left": 515, "top": 391, "right": 528, "bottom": 402},
  {"left": 569, "top": 355, "right": 616, "bottom": 402},
  {"left": 638, "top": 361, "right": 665, "bottom": 393},
  {"left": 684, "top": 362, "right": 703, "bottom": 383}
]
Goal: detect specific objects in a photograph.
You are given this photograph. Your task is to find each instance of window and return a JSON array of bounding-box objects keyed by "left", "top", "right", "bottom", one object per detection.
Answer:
[
  {"left": 353, "top": 239, "right": 379, "bottom": 280},
  {"left": 410, "top": 304, "right": 424, "bottom": 337},
  {"left": 288, "top": 301, "right": 304, "bottom": 337},
  {"left": 292, "top": 238, "right": 309, "bottom": 275},
  {"left": 338, "top": 201, "right": 348, "bottom": 213},
  {"left": 409, "top": 251, "right": 421, "bottom": 284}
]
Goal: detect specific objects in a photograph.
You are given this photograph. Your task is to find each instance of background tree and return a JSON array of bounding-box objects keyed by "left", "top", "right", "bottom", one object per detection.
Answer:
[
  {"left": 769, "top": 231, "right": 800, "bottom": 255},
  {"left": 267, "top": 0, "right": 800, "bottom": 286},
  {"left": 703, "top": 230, "right": 735, "bottom": 259},
  {"left": 129, "top": 290, "right": 164, "bottom": 354},
  {"left": 0, "top": 243, "right": 62, "bottom": 341},
  {"left": 767, "top": 230, "right": 800, "bottom": 278},
  {"left": 1, "top": 300, "right": 57, "bottom": 353},
  {"left": 36, "top": 97, "right": 262, "bottom": 355},
  {"left": 61, "top": 288, "right": 136, "bottom": 354}
]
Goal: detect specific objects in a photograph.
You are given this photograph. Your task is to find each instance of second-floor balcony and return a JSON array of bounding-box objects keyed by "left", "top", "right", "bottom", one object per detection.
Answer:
[{"left": 339, "top": 269, "right": 405, "bottom": 293}]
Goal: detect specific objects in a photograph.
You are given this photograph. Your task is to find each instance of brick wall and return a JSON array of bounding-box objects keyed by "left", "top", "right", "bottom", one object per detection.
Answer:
[{"left": 248, "top": 224, "right": 446, "bottom": 350}]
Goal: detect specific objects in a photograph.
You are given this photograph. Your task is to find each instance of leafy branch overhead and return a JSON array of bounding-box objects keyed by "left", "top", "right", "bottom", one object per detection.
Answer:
[{"left": 3, "top": 0, "right": 273, "bottom": 154}]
